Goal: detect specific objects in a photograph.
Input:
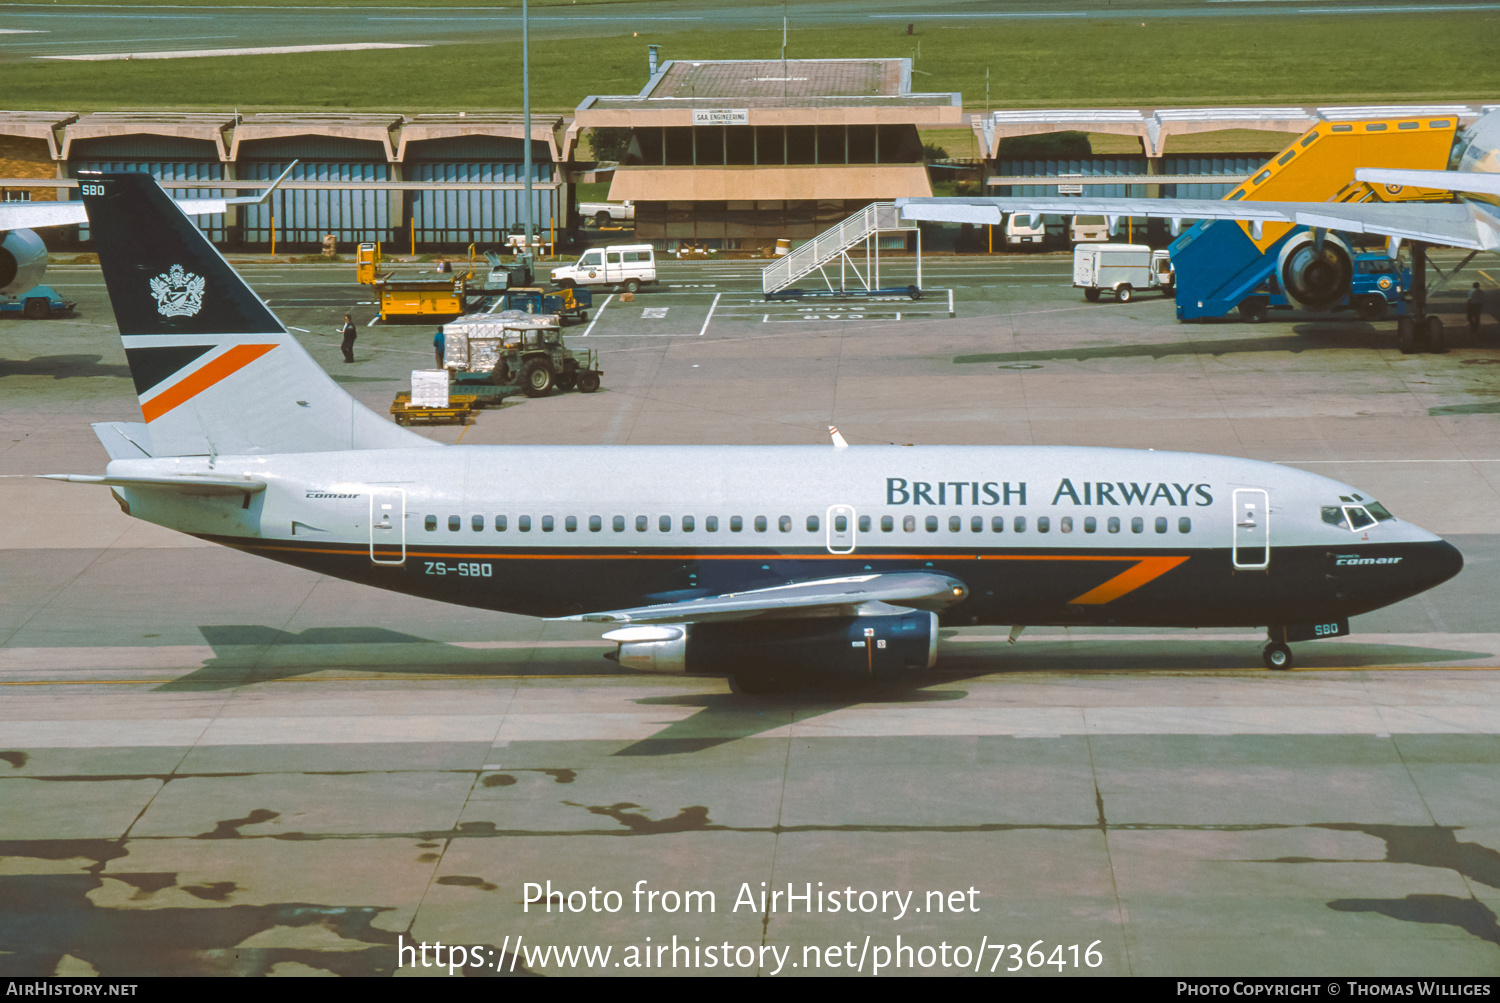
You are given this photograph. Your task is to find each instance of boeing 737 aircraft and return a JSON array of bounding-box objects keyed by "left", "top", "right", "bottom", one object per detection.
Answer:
[
  {"left": 898, "top": 109, "right": 1500, "bottom": 352},
  {"left": 44, "top": 174, "right": 1462, "bottom": 690}
]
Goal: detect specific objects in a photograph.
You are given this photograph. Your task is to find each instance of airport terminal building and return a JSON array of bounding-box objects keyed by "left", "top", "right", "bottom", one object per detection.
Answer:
[
  {"left": 567, "top": 56, "right": 962, "bottom": 249},
  {"left": 0, "top": 110, "right": 564, "bottom": 250}
]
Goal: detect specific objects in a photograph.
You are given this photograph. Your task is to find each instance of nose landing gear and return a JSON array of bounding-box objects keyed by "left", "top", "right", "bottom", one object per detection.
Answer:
[{"left": 1262, "top": 640, "right": 1294, "bottom": 670}]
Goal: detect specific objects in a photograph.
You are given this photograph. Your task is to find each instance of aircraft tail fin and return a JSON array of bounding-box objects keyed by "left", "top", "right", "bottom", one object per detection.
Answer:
[{"left": 77, "top": 172, "right": 435, "bottom": 457}]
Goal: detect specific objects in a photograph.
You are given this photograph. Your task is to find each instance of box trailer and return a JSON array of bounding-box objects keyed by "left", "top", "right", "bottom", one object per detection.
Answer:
[{"left": 1073, "top": 243, "right": 1174, "bottom": 303}]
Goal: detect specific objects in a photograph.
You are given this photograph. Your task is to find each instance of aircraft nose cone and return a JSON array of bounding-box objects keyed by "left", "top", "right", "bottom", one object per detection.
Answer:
[{"left": 1420, "top": 539, "right": 1465, "bottom": 589}]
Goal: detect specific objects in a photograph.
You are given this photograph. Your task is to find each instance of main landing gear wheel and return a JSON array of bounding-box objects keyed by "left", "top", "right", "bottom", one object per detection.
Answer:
[
  {"left": 1397, "top": 316, "right": 1417, "bottom": 353},
  {"left": 1426, "top": 315, "right": 1447, "bottom": 354},
  {"left": 1263, "top": 641, "right": 1293, "bottom": 671}
]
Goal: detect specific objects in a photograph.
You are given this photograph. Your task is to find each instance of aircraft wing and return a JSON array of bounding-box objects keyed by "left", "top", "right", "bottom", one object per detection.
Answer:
[
  {"left": 0, "top": 163, "right": 297, "bottom": 231},
  {"left": 895, "top": 196, "right": 1500, "bottom": 251},
  {"left": 552, "top": 571, "right": 969, "bottom": 625}
]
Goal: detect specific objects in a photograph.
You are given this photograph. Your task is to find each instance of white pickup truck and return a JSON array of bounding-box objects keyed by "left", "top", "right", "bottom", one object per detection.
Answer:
[{"left": 579, "top": 200, "right": 635, "bottom": 227}]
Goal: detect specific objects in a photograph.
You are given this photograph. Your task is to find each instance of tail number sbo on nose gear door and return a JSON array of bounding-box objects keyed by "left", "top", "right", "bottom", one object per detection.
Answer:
[{"left": 424, "top": 562, "right": 493, "bottom": 577}]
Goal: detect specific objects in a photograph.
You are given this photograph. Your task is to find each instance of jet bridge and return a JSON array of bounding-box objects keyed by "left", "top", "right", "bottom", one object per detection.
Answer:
[{"left": 1171, "top": 112, "right": 1459, "bottom": 322}]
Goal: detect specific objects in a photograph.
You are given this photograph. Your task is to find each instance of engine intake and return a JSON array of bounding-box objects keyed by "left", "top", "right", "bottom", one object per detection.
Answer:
[
  {"left": 1276, "top": 231, "right": 1353, "bottom": 311},
  {"left": 0, "top": 229, "right": 48, "bottom": 296}
]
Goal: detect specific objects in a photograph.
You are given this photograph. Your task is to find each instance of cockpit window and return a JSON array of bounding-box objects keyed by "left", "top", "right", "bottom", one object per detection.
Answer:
[{"left": 1324, "top": 501, "right": 1395, "bottom": 531}]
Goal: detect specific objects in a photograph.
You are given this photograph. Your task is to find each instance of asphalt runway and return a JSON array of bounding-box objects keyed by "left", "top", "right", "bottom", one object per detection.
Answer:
[
  {"left": 3, "top": 0, "right": 1495, "bottom": 59},
  {"left": 2, "top": 249, "right": 1500, "bottom": 976}
]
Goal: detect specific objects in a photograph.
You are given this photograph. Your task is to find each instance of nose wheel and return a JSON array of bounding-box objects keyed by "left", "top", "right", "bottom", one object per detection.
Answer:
[{"left": 1262, "top": 640, "right": 1293, "bottom": 671}]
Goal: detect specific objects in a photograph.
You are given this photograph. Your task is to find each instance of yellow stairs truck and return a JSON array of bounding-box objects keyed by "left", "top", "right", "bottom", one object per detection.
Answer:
[{"left": 1171, "top": 112, "right": 1461, "bottom": 323}]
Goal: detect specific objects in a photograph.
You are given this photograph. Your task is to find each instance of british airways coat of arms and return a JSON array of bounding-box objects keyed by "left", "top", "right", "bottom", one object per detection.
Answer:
[{"left": 149, "top": 264, "right": 206, "bottom": 318}]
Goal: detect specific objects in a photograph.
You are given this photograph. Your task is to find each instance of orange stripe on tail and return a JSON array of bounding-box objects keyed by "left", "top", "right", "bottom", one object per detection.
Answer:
[{"left": 141, "top": 344, "right": 277, "bottom": 422}]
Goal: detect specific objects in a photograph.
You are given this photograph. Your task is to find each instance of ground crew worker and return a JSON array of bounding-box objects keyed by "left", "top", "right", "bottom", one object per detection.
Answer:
[
  {"left": 1469, "top": 283, "right": 1484, "bottom": 337},
  {"left": 339, "top": 314, "right": 357, "bottom": 363},
  {"left": 433, "top": 327, "right": 446, "bottom": 369}
]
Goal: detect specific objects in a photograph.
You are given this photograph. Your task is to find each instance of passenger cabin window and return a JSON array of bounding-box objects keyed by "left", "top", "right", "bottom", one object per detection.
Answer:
[
  {"left": 589, "top": 516, "right": 602, "bottom": 532},
  {"left": 1084, "top": 517, "right": 1096, "bottom": 533},
  {"left": 903, "top": 516, "right": 916, "bottom": 532},
  {"left": 949, "top": 516, "right": 961, "bottom": 532},
  {"left": 613, "top": 515, "right": 625, "bottom": 532},
  {"left": 1179, "top": 517, "right": 1191, "bottom": 533},
  {"left": 425, "top": 515, "right": 437, "bottom": 531},
  {"left": 495, "top": 515, "right": 507, "bottom": 531},
  {"left": 925, "top": 516, "right": 938, "bottom": 532},
  {"left": 1060, "top": 517, "right": 1073, "bottom": 533},
  {"left": 706, "top": 516, "right": 719, "bottom": 532},
  {"left": 472, "top": 515, "right": 484, "bottom": 531},
  {"left": 1037, "top": 516, "right": 1050, "bottom": 533},
  {"left": 660, "top": 516, "right": 672, "bottom": 532},
  {"left": 636, "top": 516, "right": 648, "bottom": 532},
  {"left": 1108, "top": 517, "right": 1120, "bottom": 534},
  {"left": 1014, "top": 517, "right": 1026, "bottom": 533},
  {"left": 542, "top": 516, "right": 554, "bottom": 532},
  {"left": 565, "top": 516, "right": 577, "bottom": 532},
  {"left": 1131, "top": 517, "right": 1144, "bottom": 534},
  {"left": 683, "top": 516, "right": 695, "bottom": 532},
  {"left": 992, "top": 516, "right": 1004, "bottom": 533},
  {"left": 882, "top": 516, "right": 894, "bottom": 532},
  {"left": 1155, "top": 517, "right": 1168, "bottom": 534},
  {"left": 731, "top": 516, "right": 743, "bottom": 532},
  {"left": 754, "top": 516, "right": 767, "bottom": 532},
  {"left": 858, "top": 515, "right": 870, "bottom": 532},
  {"left": 779, "top": 516, "right": 792, "bottom": 532},
  {"left": 518, "top": 515, "right": 531, "bottom": 532},
  {"left": 972, "top": 516, "right": 983, "bottom": 533},
  {"left": 448, "top": 515, "right": 460, "bottom": 531},
  {"left": 807, "top": 515, "right": 820, "bottom": 532}
]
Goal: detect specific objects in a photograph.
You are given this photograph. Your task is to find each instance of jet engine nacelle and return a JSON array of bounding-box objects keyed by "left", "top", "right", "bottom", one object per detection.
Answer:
[
  {"left": 604, "top": 611, "right": 939, "bottom": 682},
  {"left": 0, "top": 229, "right": 48, "bottom": 297},
  {"left": 1277, "top": 231, "right": 1353, "bottom": 311}
]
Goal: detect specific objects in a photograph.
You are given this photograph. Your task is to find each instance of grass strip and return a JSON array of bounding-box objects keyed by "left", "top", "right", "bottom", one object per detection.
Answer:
[{"left": 4, "top": 15, "right": 1496, "bottom": 113}]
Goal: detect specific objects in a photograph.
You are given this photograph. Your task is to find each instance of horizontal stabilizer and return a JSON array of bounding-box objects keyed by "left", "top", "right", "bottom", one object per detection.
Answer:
[
  {"left": 552, "top": 571, "right": 968, "bottom": 625},
  {"left": 39, "top": 473, "right": 266, "bottom": 497},
  {"left": 90, "top": 421, "right": 154, "bottom": 460}
]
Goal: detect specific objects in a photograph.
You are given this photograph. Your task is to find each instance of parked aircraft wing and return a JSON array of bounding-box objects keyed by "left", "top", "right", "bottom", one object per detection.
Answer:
[
  {"left": 895, "top": 196, "right": 1500, "bottom": 251},
  {"left": 1356, "top": 168, "right": 1500, "bottom": 198},
  {"left": 553, "top": 571, "right": 969, "bottom": 625},
  {"left": 0, "top": 163, "right": 297, "bottom": 231}
]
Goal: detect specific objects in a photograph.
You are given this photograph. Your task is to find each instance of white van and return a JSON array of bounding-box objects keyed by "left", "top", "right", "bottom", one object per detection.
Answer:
[
  {"left": 550, "top": 244, "right": 657, "bottom": 293},
  {"left": 1073, "top": 243, "right": 1174, "bottom": 302},
  {"left": 1069, "top": 214, "right": 1110, "bottom": 243},
  {"left": 1004, "top": 213, "right": 1046, "bottom": 247}
]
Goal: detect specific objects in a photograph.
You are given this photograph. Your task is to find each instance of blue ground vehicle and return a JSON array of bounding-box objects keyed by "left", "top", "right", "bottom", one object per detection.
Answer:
[
  {"left": 1172, "top": 220, "right": 1407, "bottom": 323},
  {"left": 0, "top": 284, "right": 75, "bottom": 319}
]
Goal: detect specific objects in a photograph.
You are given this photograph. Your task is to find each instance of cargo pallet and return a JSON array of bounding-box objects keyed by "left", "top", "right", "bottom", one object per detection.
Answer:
[{"left": 390, "top": 393, "right": 477, "bottom": 426}]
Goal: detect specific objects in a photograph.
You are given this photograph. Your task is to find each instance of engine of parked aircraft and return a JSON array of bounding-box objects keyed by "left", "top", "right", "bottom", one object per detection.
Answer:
[
  {"left": 0, "top": 229, "right": 48, "bottom": 296},
  {"left": 604, "top": 611, "right": 939, "bottom": 682},
  {"left": 1277, "top": 230, "right": 1354, "bottom": 311}
]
